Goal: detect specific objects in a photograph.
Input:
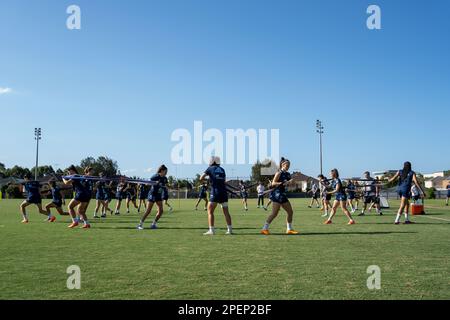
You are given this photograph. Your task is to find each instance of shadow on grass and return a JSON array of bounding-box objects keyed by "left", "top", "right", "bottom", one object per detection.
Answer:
[{"left": 92, "top": 226, "right": 419, "bottom": 236}]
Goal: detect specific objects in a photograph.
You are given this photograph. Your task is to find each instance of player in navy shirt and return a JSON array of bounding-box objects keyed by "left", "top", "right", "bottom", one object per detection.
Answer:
[
  {"left": 195, "top": 182, "right": 208, "bottom": 211},
  {"left": 324, "top": 169, "right": 355, "bottom": 225},
  {"left": 239, "top": 181, "right": 249, "bottom": 211},
  {"left": 63, "top": 166, "right": 93, "bottom": 229},
  {"left": 19, "top": 173, "right": 53, "bottom": 223},
  {"left": 93, "top": 173, "right": 112, "bottom": 218},
  {"left": 388, "top": 161, "right": 425, "bottom": 224},
  {"left": 137, "top": 183, "right": 149, "bottom": 213},
  {"left": 44, "top": 179, "right": 69, "bottom": 218},
  {"left": 137, "top": 165, "right": 168, "bottom": 230},
  {"left": 114, "top": 178, "right": 127, "bottom": 215},
  {"left": 162, "top": 180, "right": 173, "bottom": 213},
  {"left": 346, "top": 180, "right": 357, "bottom": 213},
  {"left": 261, "top": 157, "right": 299, "bottom": 235},
  {"left": 199, "top": 156, "right": 233, "bottom": 235},
  {"left": 125, "top": 183, "right": 138, "bottom": 214}
]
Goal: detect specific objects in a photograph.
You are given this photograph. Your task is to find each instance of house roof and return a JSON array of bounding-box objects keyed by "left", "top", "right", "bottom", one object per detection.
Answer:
[{"left": 291, "top": 172, "right": 317, "bottom": 182}]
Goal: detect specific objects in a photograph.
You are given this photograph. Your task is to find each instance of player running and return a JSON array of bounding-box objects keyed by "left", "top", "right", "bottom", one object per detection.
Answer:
[
  {"left": 388, "top": 161, "right": 425, "bottom": 224},
  {"left": 19, "top": 173, "right": 55, "bottom": 223},
  {"left": 137, "top": 165, "right": 168, "bottom": 230},
  {"left": 260, "top": 157, "right": 299, "bottom": 235},
  {"left": 199, "top": 156, "right": 233, "bottom": 235},
  {"left": 324, "top": 169, "right": 355, "bottom": 225}
]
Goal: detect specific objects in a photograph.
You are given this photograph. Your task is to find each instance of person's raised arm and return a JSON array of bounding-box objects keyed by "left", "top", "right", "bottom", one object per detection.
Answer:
[{"left": 388, "top": 171, "right": 400, "bottom": 184}]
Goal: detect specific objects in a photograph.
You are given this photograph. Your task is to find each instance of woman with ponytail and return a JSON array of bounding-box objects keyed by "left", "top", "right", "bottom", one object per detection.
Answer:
[
  {"left": 260, "top": 157, "right": 299, "bottom": 235},
  {"left": 324, "top": 169, "right": 355, "bottom": 225},
  {"left": 388, "top": 161, "right": 425, "bottom": 224}
]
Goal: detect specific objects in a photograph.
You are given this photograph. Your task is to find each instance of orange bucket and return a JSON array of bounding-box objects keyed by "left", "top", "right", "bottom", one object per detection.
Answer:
[{"left": 411, "top": 204, "right": 424, "bottom": 215}]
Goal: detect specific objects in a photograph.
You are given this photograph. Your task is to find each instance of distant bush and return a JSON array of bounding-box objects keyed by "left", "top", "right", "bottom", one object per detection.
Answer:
[
  {"left": 6, "top": 185, "right": 22, "bottom": 199},
  {"left": 426, "top": 188, "right": 436, "bottom": 200}
]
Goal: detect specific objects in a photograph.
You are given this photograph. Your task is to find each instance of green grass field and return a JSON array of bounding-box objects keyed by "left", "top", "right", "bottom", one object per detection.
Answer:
[{"left": 0, "top": 198, "right": 449, "bottom": 300}]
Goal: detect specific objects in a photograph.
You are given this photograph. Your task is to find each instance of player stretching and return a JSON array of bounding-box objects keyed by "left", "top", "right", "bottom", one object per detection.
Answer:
[
  {"left": 324, "top": 169, "right": 355, "bottom": 225},
  {"left": 137, "top": 165, "right": 168, "bottom": 230},
  {"left": 200, "top": 156, "right": 233, "bottom": 235},
  {"left": 44, "top": 179, "right": 69, "bottom": 217},
  {"left": 63, "top": 166, "right": 93, "bottom": 229},
  {"left": 19, "top": 173, "right": 55, "bottom": 223},
  {"left": 195, "top": 182, "right": 208, "bottom": 211},
  {"left": 114, "top": 178, "right": 127, "bottom": 215},
  {"left": 260, "top": 157, "right": 299, "bottom": 235},
  {"left": 137, "top": 183, "right": 148, "bottom": 213},
  {"left": 388, "top": 161, "right": 425, "bottom": 224}
]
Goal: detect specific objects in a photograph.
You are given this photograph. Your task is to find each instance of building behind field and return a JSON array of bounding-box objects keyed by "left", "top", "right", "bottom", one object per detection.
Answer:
[{"left": 290, "top": 172, "right": 318, "bottom": 192}]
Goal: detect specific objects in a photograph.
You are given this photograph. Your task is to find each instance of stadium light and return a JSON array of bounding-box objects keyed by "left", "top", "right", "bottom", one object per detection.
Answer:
[
  {"left": 34, "top": 128, "right": 42, "bottom": 180},
  {"left": 316, "top": 120, "right": 324, "bottom": 175}
]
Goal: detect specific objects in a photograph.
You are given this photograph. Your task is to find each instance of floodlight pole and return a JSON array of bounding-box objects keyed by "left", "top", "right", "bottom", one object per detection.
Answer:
[
  {"left": 316, "top": 120, "right": 324, "bottom": 175},
  {"left": 34, "top": 128, "right": 42, "bottom": 181}
]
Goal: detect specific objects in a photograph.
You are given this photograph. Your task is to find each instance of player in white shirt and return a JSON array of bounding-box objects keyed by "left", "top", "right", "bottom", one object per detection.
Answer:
[{"left": 256, "top": 182, "right": 265, "bottom": 208}]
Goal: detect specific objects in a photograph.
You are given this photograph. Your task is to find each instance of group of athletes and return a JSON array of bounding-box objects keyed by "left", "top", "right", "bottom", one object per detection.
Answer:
[{"left": 18, "top": 157, "right": 448, "bottom": 235}]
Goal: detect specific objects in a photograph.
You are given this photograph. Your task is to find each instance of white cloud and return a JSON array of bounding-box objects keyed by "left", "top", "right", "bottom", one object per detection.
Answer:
[
  {"left": 0, "top": 87, "right": 12, "bottom": 95},
  {"left": 145, "top": 168, "right": 154, "bottom": 173}
]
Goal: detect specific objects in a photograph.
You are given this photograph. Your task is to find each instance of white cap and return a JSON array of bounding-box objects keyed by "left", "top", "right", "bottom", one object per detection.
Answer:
[{"left": 209, "top": 156, "right": 221, "bottom": 166}]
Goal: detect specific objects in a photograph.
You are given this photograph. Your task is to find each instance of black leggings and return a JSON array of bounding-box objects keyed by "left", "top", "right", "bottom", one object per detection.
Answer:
[{"left": 258, "top": 195, "right": 264, "bottom": 206}]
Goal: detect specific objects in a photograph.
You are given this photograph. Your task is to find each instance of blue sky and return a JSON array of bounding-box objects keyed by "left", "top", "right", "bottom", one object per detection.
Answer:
[{"left": 0, "top": 0, "right": 449, "bottom": 179}]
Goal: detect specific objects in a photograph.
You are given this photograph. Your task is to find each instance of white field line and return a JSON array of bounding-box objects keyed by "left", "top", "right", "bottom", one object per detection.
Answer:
[{"left": 415, "top": 215, "right": 450, "bottom": 222}]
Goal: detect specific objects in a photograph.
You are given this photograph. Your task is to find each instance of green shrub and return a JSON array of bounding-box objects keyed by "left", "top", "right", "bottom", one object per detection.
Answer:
[{"left": 6, "top": 185, "right": 22, "bottom": 199}]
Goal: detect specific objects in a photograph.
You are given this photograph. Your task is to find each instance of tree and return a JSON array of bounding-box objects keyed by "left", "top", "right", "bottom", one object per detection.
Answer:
[
  {"left": 251, "top": 160, "right": 276, "bottom": 185},
  {"left": 4, "top": 166, "right": 31, "bottom": 179},
  {"left": 79, "top": 156, "right": 119, "bottom": 176},
  {"left": 0, "top": 162, "right": 5, "bottom": 178},
  {"left": 30, "top": 165, "right": 55, "bottom": 178},
  {"left": 6, "top": 184, "right": 22, "bottom": 198}
]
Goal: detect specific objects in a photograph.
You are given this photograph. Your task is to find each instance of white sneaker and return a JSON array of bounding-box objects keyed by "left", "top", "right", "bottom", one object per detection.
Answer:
[
  {"left": 203, "top": 230, "right": 215, "bottom": 235},
  {"left": 321, "top": 213, "right": 328, "bottom": 217},
  {"left": 137, "top": 225, "right": 144, "bottom": 230},
  {"left": 225, "top": 230, "right": 233, "bottom": 235}
]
